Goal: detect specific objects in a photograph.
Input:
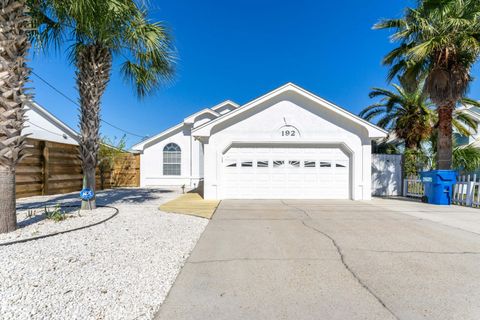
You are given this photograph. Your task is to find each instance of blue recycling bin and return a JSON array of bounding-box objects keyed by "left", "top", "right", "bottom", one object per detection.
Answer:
[{"left": 420, "top": 170, "right": 457, "bottom": 205}]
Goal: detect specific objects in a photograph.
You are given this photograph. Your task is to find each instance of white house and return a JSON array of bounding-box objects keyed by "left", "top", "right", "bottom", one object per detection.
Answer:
[
  {"left": 132, "top": 83, "right": 388, "bottom": 200},
  {"left": 459, "top": 107, "right": 480, "bottom": 146},
  {"left": 23, "top": 100, "right": 79, "bottom": 145}
]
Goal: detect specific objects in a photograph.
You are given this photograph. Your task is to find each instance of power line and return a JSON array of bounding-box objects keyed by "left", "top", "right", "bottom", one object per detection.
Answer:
[
  {"left": 31, "top": 71, "right": 148, "bottom": 139},
  {"left": 26, "top": 120, "right": 72, "bottom": 139}
]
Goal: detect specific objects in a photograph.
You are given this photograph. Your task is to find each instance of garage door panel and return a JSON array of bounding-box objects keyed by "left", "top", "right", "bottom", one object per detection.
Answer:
[{"left": 222, "top": 147, "right": 350, "bottom": 199}]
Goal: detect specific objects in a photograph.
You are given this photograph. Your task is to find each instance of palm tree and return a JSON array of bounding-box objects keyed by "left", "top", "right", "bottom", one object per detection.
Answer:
[
  {"left": 30, "top": 0, "right": 175, "bottom": 209},
  {"left": 374, "top": 0, "right": 480, "bottom": 169},
  {"left": 361, "top": 78, "right": 478, "bottom": 179},
  {"left": 0, "top": 0, "right": 32, "bottom": 233},
  {"left": 360, "top": 79, "right": 433, "bottom": 150},
  {"left": 360, "top": 79, "right": 478, "bottom": 151}
]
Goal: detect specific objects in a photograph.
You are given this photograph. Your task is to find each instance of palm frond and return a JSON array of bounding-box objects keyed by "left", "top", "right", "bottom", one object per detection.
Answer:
[
  {"left": 453, "top": 145, "right": 480, "bottom": 172},
  {"left": 453, "top": 111, "right": 478, "bottom": 134},
  {"left": 460, "top": 97, "right": 480, "bottom": 108}
]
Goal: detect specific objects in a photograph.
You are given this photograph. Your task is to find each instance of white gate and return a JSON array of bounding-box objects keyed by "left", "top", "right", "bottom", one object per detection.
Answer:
[{"left": 371, "top": 154, "right": 403, "bottom": 196}]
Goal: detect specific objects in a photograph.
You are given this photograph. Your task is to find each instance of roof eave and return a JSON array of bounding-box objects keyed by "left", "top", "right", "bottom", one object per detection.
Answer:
[
  {"left": 131, "top": 123, "right": 183, "bottom": 151},
  {"left": 192, "top": 83, "right": 388, "bottom": 139}
]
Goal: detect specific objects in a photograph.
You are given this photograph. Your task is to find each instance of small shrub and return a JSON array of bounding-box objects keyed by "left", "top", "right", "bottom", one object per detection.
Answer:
[
  {"left": 404, "top": 148, "right": 429, "bottom": 177},
  {"left": 44, "top": 204, "right": 66, "bottom": 222},
  {"left": 26, "top": 209, "right": 36, "bottom": 219}
]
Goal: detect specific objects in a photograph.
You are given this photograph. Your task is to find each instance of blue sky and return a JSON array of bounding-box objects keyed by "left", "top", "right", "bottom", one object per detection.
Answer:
[{"left": 29, "top": 0, "right": 480, "bottom": 147}]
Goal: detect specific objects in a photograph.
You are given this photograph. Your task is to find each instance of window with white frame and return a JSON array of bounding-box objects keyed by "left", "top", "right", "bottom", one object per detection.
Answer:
[{"left": 163, "top": 143, "right": 181, "bottom": 176}]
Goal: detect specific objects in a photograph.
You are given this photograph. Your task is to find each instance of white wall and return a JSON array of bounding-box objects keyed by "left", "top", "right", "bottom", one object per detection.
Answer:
[
  {"left": 201, "top": 93, "right": 374, "bottom": 200},
  {"left": 138, "top": 110, "right": 223, "bottom": 188},
  {"left": 139, "top": 125, "right": 203, "bottom": 187}
]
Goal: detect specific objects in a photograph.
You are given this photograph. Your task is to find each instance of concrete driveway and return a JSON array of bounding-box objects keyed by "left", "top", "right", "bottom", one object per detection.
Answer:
[{"left": 155, "top": 199, "right": 480, "bottom": 320}]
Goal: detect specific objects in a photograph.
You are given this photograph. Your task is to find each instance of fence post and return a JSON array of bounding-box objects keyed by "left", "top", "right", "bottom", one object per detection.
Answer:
[
  {"left": 466, "top": 174, "right": 476, "bottom": 207},
  {"left": 41, "top": 141, "right": 50, "bottom": 196},
  {"left": 403, "top": 178, "right": 408, "bottom": 196},
  {"left": 135, "top": 154, "right": 141, "bottom": 187}
]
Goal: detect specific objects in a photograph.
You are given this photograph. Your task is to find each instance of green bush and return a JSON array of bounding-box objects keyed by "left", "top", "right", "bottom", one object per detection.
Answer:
[{"left": 404, "top": 148, "right": 429, "bottom": 177}]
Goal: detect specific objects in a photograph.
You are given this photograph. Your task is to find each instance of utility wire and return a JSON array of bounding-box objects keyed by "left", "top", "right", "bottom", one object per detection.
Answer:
[
  {"left": 31, "top": 71, "right": 148, "bottom": 139},
  {"left": 26, "top": 120, "right": 71, "bottom": 138}
]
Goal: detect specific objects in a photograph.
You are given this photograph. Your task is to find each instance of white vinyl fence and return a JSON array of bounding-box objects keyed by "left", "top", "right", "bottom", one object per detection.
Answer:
[
  {"left": 403, "top": 176, "right": 424, "bottom": 198},
  {"left": 452, "top": 174, "right": 480, "bottom": 207},
  {"left": 403, "top": 174, "right": 480, "bottom": 208}
]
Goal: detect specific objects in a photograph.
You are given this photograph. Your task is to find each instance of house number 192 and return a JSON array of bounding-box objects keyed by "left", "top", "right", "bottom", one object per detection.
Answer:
[{"left": 281, "top": 130, "right": 296, "bottom": 137}]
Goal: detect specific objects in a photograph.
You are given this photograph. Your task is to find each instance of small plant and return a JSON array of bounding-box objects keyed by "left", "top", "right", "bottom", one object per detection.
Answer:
[
  {"left": 44, "top": 204, "right": 66, "bottom": 222},
  {"left": 26, "top": 209, "right": 36, "bottom": 219}
]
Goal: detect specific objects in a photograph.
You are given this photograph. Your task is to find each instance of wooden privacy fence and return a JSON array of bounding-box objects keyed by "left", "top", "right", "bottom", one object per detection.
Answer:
[
  {"left": 403, "top": 174, "right": 480, "bottom": 208},
  {"left": 16, "top": 139, "right": 140, "bottom": 199}
]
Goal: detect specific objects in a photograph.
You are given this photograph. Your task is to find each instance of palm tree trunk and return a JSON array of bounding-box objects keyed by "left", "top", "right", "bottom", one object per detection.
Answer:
[
  {"left": 0, "top": 168, "right": 16, "bottom": 232},
  {"left": 76, "top": 45, "right": 112, "bottom": 210},
  {"left": 0, "top": 0, "right": 31, "bottom": 233},
  {"left": 436, "top": 102, "right": 454, "bottom": 170}
]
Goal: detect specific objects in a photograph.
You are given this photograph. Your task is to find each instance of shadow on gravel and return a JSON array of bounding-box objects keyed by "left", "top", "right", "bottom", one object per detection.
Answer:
[
  {"left": 16, "top": 206, "right": 80, "bottom": 228},
  {"left": 17, "top": 188, "right": 176, "bottom": 210}
]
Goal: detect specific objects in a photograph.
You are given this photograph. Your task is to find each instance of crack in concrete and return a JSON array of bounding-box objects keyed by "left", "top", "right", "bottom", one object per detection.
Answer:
[
  {"left": 280, "top": 200, "right": 311, "bottom": 219},
  {"left": 300, "top": 220, "right": 401, "bottom": 320},
  {"left": 281, "top": 201, "right": 401, "bottom": 320}
]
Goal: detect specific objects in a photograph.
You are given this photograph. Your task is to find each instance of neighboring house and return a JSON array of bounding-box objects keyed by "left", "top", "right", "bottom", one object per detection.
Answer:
[
  {"left": 458, "top": 106, "right": 480, "bottom": 146},
  {"left": 23, "top": 100, "right": 79, "bottom": 145},
  {"left": 132, "top": 83, "right": 387, "bottom": 200}
]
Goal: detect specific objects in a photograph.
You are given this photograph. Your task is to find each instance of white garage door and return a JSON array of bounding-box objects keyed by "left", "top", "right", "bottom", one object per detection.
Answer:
[{"left": 221, "top": 146, "right": 350, "bottom": 199}]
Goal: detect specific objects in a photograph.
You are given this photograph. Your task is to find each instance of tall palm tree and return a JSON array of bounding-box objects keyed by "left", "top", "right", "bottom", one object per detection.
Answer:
[
  {"left": 0, "top": 0, "right": 32, "bottom": 233},
  {"left": 30, "top": 0, "right": 175, "bottom": 209},
  {"left": 374, "top": 0, "right": 480, "bottom": 169}
]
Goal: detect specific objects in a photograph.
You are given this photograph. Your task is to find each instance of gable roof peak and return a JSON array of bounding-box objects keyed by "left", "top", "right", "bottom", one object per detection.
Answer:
[{"left": 192, "top": 83, "right": 388, "bottom": 139}]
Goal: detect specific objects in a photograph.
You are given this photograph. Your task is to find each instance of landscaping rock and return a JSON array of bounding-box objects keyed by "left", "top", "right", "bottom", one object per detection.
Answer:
[{"left": 0, "top": 188, "right": 208, "bottom": 320}]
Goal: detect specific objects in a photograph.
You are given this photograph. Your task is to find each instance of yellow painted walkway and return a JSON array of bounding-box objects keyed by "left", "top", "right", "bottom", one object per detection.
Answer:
[{"left": 159, "top": 193, "right": 220, "bottom": 219}]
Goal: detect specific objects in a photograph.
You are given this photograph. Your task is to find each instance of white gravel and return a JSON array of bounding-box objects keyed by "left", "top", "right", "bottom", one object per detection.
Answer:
[
  {"left": 0, "top": 188, "right": 209, "bottom": 320},
  {"left": 0, "top": 206, "right": 116, "bottom": 244}
]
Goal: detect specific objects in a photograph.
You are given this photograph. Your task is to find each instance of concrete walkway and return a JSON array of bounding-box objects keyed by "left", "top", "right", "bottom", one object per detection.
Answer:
[{"left": 155, "top": 199, "right": 480, "bottom": 320}]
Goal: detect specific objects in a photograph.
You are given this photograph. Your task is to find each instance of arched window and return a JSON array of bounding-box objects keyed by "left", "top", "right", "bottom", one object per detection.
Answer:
[{"left": 163, "top": 143, "right": 181, "bottom": 176}]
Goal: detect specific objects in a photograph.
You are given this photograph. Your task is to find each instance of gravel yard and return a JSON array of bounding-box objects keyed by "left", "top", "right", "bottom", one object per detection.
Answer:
[
  {"left": 0, "top": 188, "right": 209, "bottom": 320},
  {"left": 0, "top": 206, "right": 116, "bottom": 244}
]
